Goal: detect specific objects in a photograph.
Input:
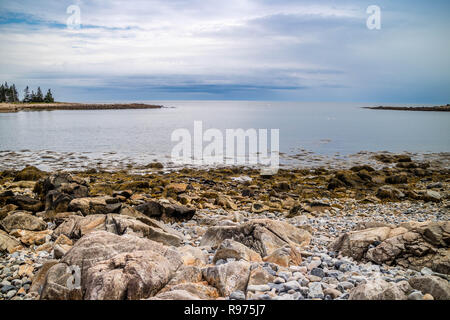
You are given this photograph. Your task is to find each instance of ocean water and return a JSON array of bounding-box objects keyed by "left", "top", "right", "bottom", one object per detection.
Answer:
[{"left": 0, "top": 101, "right": 449, "bottom": 170}]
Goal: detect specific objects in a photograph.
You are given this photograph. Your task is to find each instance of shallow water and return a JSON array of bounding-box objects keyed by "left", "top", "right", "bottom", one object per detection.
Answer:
[{"left": 0, "top": 101, "right": 449, "bottom": 170}]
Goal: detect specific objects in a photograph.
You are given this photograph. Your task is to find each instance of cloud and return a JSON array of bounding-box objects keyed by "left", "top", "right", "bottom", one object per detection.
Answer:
[{"left": 0, "top": 0, "right": 449, "bottom": 102}]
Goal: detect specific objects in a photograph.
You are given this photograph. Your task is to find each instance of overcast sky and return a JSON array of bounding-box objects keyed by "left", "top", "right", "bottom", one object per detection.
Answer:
[{"left": 0, "top": 0, "right": 449, "bottom": 103}]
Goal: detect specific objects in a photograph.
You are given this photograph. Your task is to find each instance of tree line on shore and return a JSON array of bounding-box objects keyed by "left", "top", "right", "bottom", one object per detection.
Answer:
[{"left": 0, "top": 82, "right": 55, "bottom": 103}]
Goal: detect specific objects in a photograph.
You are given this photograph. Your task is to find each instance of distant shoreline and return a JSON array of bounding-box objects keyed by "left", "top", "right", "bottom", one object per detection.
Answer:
[
  {"left": 0, "top": 102, "right": 163, "bottom": 113},
  {"left": 364, "top": 104, "right": 450, "bottom": 112}
]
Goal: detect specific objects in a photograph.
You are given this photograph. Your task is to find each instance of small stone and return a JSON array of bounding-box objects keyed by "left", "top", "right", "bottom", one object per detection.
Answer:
[
  {"left": 1, "top": 284, "right": 16, "bottom": 293},
  {"left": 408, "top": 291, "right": 424, "bottom": 300},
  {"left": 323, "top": 287, "right": 342, "bottom": 299},
  {"left": 247, "top": 284, "right": 271, "bottom": 292},
  {"left": 283, "top": 281, "right": 301, "bottom": 291},
  {"left": 274, "top": 277, "right": 285, "bottom": 284},
  {"left": 308, "top": 282, "right": 324, "bottom": 299},
  {"left": 310, "top": 267, "right": 325, "bottom": 278},
  {"left": 423, "top": 294, "right": 434, "bottom": 300},
  {"left": 6, "top": 289, "right": 17, "bottom": 299},
  {"left": 230, "top": 290, "right": 246, "bottom": 300}
]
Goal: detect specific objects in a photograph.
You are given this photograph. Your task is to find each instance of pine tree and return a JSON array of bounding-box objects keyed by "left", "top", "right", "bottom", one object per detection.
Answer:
[
  {"left": 31, "top": 90, "right": 37, "bottom": 102},
  {"left": 44, "top": 89, "right": 54, "bottom": 103},
  {"left": 10, "top": 84, "right": 19, "bottom": 102},
  {"left": 0, "top": 84, "right": 5, "bottom": 102},
  {"left": 36, "top": 87, "right": 44, "bottom": 102},
  {"left": 3, "top": 82, "right": 11, "bottom": 102},
  {"left": 23, "top": 86, "right": 31, "bottom": 103}
]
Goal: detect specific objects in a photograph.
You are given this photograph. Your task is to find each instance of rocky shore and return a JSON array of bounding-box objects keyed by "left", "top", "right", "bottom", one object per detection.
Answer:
[
  {"left": 0, "top": 103, "right": 162, "bottom": 113},
  {"left": 0, "top": 153, "right": 449, "bottom": 300}
]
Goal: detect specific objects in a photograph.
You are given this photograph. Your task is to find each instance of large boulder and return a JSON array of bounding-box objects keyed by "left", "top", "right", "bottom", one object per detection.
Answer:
[
  {"left": 13, "top": 166, "right": 46, "bottom": 182},
  {"left": 262, "top": 245, "right": 302, "bottom": 267},
  {"left": 349, "top": 279, "right": 409, "bottom": 300},
  {"left": 202, "top": 261, "right": 251, "bottom": 296},
  {"left": 408, "top": 276, "right": 450, "bottom": 300},
  {"left": 52, "top": 213, "right": 184, "bottom": 246},
  {"left": 0, "top": 230, "right": 21, "bottom": 253},
  {"left": 1, "top": 212, "right": 47, "bottom": 232},
  {"left": 40, "top": 231, "right": 183, "bottom": 300},
  {"left": 6, "top": 195, "right": 43, "bottom": 212},
  {"left": 200, "top": 219, "right": 311, "bottom": 257},
  {"left": 376, "top": 186, "right": 405, "bottom": 201},
  {"left": 135, "top": 200, "right": 195, "bottom": 223},
  {"left": 178, "top": 246, "right": 209, "bottom": 267},
  {"left": 331, "top": 221, "right": 450, "bottom": 274},
  {"left": 53, "top": 214, "right": 106, "bottom": 240},
  {"left": 34, "top": 173, "right": 89, "bottom": 200},
  {"left": 213, "top": 239, "right": 262, "bottom": 263},
  {"left": 68, "top": 197, "right": 121, "bottom": 216}
]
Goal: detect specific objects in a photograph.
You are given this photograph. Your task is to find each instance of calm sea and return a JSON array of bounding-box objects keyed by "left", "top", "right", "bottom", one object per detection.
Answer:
[{"left": 0, "top": 101, "right": 449, "bottom": 169}]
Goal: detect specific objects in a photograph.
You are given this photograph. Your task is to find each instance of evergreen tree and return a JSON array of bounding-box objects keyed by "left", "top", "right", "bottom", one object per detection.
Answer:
[
  {"left": 44, "top": 89, "right": 54, "bottom": 103},
  {"left": 36, "top": 87, "right": 44, "bottom": 102},
  {"left": 31, "top": 90, "right": 37, "bottom": 102},
  {"left": 0, "top": 84, "right": 5, "bottom": 102},
  {"left": 23, "top": 86, "right": 31, "bottom": 103},
  {"left": 3, "top": 82, "right": 11, "bottom": 102},
  {"left": 10, "top": 84, "right": 19, "bottom": 102}
]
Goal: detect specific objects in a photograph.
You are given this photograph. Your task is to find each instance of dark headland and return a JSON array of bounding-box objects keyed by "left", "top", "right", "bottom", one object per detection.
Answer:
[
  {"left": 0, "top": 102, "right": 163, "bottom": 113},
  {"left": 365, "top": 104, "right": 450, "bottom": 112}
]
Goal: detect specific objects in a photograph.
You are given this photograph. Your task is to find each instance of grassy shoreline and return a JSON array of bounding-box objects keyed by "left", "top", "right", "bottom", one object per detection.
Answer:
[{"left": 0, "top": 102, "right": 163, "bottom": 113}]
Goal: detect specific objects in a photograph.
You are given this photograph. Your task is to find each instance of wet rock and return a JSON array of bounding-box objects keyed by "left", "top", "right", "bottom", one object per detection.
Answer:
[
  {"left": 251, "top": 202, "right": 269, "bottom": 214},
  {"left": 136, "top": 200, "right": 196, "bottom": 223},
  {"left": 34, "top": 173, "right": 89, "bottom": 200},
  {"left": 328, "top": 171, "right": 362, "bottom": 190},
  {"left": 44, "top": 191, "right": 74, "bottom": 213},
  {"left": 6, "top": 195, "right": 43, "bottom": 212},
  {"left": 67, "top": 197, "right": 118, "bottom": 216},
  {"left": 165, "top": 183, "right": 188, "bottom": 194},
  {"left": 376, "top": 186, "right": 405, "bottom": 201},
  {"left": 1, "top": 212, "right": 47, "bottom": 232},
  {"left": 385, "top": 174, "right": 408, "bottom": 184},
  {"left": 216, "top": 195, "right": 238, "bottom": 210},
  {"left": 13, "top": 166, "right": 46, "bottom": 182}
]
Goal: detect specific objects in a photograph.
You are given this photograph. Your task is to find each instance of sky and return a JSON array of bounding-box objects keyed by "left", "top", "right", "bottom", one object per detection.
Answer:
[{"left": 0, "top": 0, "right": 449, "bottom": 103}]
